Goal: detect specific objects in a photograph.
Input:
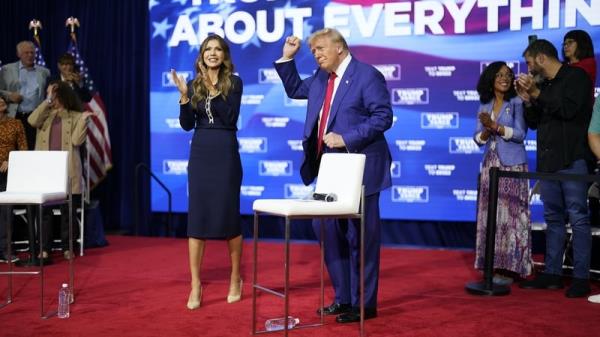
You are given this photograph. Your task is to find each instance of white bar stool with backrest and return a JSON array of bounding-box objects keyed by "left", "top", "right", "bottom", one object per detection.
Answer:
[
  {"left": 0, "top": 151, "right": 74, "bottom": 318},
  {"left": 252, "top": 153, "right": 366, "bottom": 336}
]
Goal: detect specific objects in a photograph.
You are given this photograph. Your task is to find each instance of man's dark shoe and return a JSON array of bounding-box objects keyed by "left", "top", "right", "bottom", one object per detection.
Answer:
[
  {"left": 519, "top": 273, "right": 563, "bottom": 289},
  {"left": 335, "top": 307, "right": 377, "bottom": 323},
  {"left": 0, "top": 253, "right": 20, "bottom": 263},
  {"left": 316, "top": 303, "right": 352, "bottom": 316},
  {"left": 566, "top": 278, "right": 591, "bottom": 298}
]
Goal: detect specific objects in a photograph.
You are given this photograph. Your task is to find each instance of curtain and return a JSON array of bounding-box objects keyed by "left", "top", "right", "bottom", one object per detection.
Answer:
[{"left": 0, "top": 0, "right": 150, "bottom": 234}]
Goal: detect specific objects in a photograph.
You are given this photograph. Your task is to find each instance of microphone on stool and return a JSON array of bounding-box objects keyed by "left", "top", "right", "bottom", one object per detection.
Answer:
[{"left": 312, "top": 192, "right": 337, "bottom": 202}]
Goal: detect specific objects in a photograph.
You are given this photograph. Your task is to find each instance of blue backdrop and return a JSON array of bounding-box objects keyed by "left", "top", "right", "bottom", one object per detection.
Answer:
[{"left": 150, "top": 0, "right": 600, "bottom": 222}]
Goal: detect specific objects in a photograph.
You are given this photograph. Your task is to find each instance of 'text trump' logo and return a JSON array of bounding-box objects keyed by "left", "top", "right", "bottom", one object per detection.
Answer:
[
  {"left": 259, "top": 160, "right": 293, "bottom": 176},
  {"left": 287, "top": 140, "right": 303, "bottom": 151},
  {"left": 241, "top": 185, "right": 265, "bottom": 197},
  {"left": 421, "top": 112, "right": 459, "bottom": 129},
  {"left": 480, "top": 60, "right": 520, "bottom": 74},
  {"left": 449, "top": 137, "right": 483, "bottom": 154},
  {"left": 392, "top": 185, "right": 429, "bottom": 203},
  {"left": 391, "top": 161, "right": 401, "bottom": 178},
  {"left": 163, "top": 160, "right": 188, "bottom": 175},
  {"left": 284, "top": 96, "right": 307, "bottom": 107},
  {"left": 392, "top": 88, "right": 429, "bottom": 105},
  {"left": 374, "top": 64, "right": 401, "bottom": 81},
  {"left": 284, "top": 184, "right": 314, "bottom": 199},
  {"left": 258, "top": 68, "right": 281, "bottom": 84},
  {"left": 163, "top": 71, "right": 192, "bottom": 87},
  {"left": 238, "top": 137, "right": 267, "bottom": 153}
]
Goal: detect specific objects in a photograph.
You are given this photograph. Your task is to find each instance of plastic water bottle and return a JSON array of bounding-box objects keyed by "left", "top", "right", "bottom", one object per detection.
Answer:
[
  {"left": 57, "top": 283, "right": 70, "bottom": 318},
  {"left": 265, "top": 316, "right": 299, "bottom": 331}
]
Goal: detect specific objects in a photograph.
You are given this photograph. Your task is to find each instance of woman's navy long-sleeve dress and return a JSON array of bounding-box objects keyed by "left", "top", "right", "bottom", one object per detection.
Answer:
[{"left": 179, "top": 75, "right": 243, "bottom": 238}]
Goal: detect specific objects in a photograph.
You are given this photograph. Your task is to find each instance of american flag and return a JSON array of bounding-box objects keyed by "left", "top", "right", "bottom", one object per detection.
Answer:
[
  {"left": 30, "top": 20, "right": 46, "bottom": 67},
  {"left": 33, "top": 36, "right": 46, "bottom": 67},
  {"left": 67, "top": 34, "right": 113, "bottom": 189}
]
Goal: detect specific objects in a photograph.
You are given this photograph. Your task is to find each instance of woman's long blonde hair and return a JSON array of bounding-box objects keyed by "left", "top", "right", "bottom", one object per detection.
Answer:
[{"left": 191, "top": 35, "right": 234, "bottom": 107}]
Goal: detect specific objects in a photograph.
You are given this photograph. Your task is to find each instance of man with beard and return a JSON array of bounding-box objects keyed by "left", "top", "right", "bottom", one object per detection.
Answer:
[{"left": 515, "top": 39, "right": 594, "bottom": 298}]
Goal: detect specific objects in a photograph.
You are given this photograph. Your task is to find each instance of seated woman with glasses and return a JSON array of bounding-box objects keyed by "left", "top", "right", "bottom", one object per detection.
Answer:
[
  {"left": 562, "top": 29, "right": 596, "bottom": 86},
  {"left": 473, "top": 61, "right": 531, "bottom": 286}
]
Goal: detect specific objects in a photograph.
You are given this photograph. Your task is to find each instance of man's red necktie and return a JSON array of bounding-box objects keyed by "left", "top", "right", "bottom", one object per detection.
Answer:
[{"left": 317, "top": 72, "right": 337, "bottom": 155}]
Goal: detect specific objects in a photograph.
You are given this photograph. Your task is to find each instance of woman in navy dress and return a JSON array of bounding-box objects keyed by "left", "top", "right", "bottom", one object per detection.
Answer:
[{"left": 171, "top": 35, "right": 243, "bottom": 310}]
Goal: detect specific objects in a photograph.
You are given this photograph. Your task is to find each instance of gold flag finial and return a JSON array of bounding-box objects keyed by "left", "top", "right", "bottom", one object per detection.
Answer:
[
  {"left": 65, "top": 16, "right": 80, "bottom": 34},
  {"left": 28, "top": 19, "right": 42, "bottom": 36}
]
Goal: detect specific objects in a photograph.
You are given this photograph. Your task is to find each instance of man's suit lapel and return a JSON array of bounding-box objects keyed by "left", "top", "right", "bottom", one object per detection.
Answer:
[
  {"left": 305, "top": 71, "right": 328, "bottom": 138},
  {"left": 327, "top": 58, "right": 356, "bottom": 129}
]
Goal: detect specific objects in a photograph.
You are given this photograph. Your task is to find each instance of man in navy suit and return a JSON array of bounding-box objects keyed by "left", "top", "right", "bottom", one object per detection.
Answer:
[{"left": 275, "top": 28, "right": 393, "bottom": 323}]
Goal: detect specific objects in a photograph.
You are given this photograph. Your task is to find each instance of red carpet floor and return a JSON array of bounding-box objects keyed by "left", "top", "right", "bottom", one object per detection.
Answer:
[{"left": 0, "top": 235, "right": 598, "bottom": 337}]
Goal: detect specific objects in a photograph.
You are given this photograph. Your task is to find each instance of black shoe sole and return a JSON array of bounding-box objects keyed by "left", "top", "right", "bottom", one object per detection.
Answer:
[
  {"left": 566, "top": 289, "right": 592, "bottom": 298},
  {"left": 519, "top": 284, "right": 564, "bottom": 290},
  {"left": 335, "top": 312, "right": 377, "bottom": 323},
  {"left": 317, "top": 304, "right": 352, "bottom": 316}
]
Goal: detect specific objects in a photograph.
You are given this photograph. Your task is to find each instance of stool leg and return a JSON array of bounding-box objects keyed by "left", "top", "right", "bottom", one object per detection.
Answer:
[
  {"left": 2, "top": 206, "right": 13, "bottom": 307},
  {"left": 27, "top": 206, "right": 36, "bottom": 263},
  {"left": 7, "top": 206, "right": 12, "bottom": 304},
  {"left": 360, "top": 193, "right": 365, "bottom": 337},
  {"left": 319, "top": 219, "right": 324, "bottom": 325},
  {"left": 284, "top": 217, "right": 290, "bottom": 337},
  {"left": 252, "top": 213, "right": 258, "bottom": 334},
  {"left": 80, "top": 195, "right": 85, "bottom": 256},
  {"left": 69, "top": 197, "right": 74, "bottom": 303},
  {"left": 38, "top": 205, "right": 45, "bottom": 318}
]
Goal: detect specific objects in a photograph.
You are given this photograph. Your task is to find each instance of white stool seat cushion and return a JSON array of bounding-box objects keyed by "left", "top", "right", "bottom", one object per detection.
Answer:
[
  {"left": 253, "top": 199, "right": 357, "bottom": 216},
  {"left": 0, "top": 191, "right": 67, "bottom": 205},
  {"left": 0, "top": 151, "right": 69, "bottom": 206}
]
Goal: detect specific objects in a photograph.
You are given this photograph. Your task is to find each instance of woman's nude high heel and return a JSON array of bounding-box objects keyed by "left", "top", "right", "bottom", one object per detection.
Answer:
[
  {"left": 187, "top": 286, "right": 202, "bottom": 310},
  {"left": 226, "top": 279, "right": 242, "bottom": 303}
]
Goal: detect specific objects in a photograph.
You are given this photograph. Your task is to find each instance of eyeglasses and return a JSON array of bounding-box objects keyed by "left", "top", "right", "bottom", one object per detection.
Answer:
[
  {"left": 563, "top": 39, "right": 576, "bottom": 47},
  {"left": 495, "top": 72, "right": 514, "bottom": 79}
]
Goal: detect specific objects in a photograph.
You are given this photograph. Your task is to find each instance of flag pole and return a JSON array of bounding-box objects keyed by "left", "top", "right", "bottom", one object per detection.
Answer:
[
  {"left": 28, "top": 19, "right": 42, "bottom": 44},
  {"left": 65, "top": 16, "right": 80, "bottom": 44}
]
